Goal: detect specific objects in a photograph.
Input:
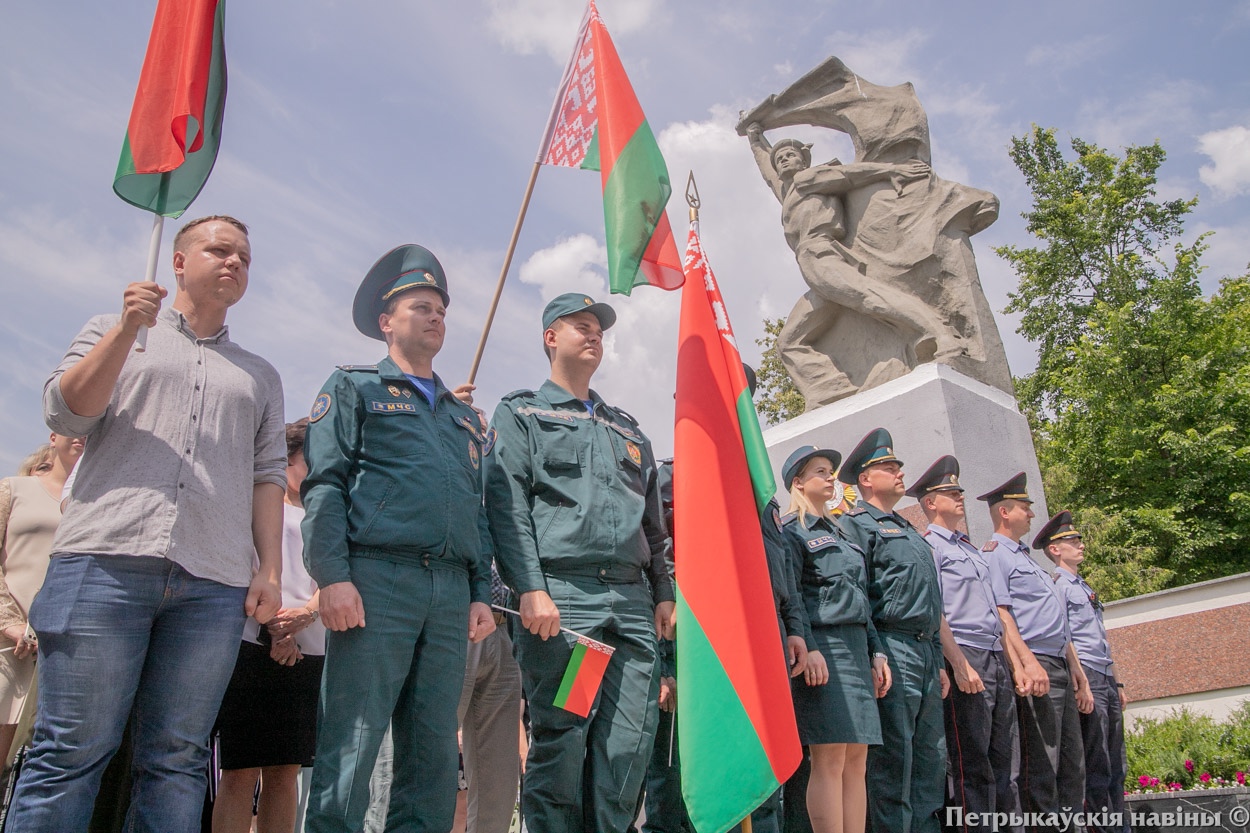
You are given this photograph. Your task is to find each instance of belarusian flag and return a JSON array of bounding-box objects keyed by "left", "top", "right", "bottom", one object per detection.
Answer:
[
  {"left": 674, "top": 222, "right": 800, "bottom": 832},
  {"left": 538, "top": 0, "right": 683, "bottom": 295},
  {"left": 113, "top": 0, "right": 227, "bottom": 218},
  {"left": 553, "top": 633, "right": 616, "bottom": 718}
]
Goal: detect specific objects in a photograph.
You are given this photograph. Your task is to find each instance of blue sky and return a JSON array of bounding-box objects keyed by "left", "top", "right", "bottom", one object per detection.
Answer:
[{"left": 3, "top": 1, "right": 1249, "bottom": 470}]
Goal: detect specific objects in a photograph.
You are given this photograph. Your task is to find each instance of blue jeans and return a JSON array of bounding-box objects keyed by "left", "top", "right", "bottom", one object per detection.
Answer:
[{"left": 8, "top": 554, "right": 247, "bottom": 833}]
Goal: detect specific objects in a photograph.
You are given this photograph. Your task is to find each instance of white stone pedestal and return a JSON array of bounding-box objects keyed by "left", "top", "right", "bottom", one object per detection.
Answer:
[{"left": 762, "top": 363, "right": 1047, "bottom": 546}]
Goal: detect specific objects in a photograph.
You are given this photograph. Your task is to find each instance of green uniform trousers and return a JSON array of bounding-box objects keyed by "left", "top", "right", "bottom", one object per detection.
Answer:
[
  {"left": 305, "top": 557, "right": 469, "bottom": 833},
  {"left": 868, "top": 633, "right": 946, "bottom": 833},
  {"left": 516, "top": 575, "right": 660, "bottom": 833}
]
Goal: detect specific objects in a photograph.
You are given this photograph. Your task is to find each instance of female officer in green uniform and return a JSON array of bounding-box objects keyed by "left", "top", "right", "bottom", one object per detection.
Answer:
[{"left": 782, "top": 446, "right": 891, "bottom": 833}]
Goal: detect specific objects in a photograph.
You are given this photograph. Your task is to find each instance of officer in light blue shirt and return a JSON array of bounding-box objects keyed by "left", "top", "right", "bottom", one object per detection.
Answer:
[
  {"left": 979, "top": 474, "right": 1091, "bottom": 833},
  {"left": 911, "top": 456, "right": 1021, "bottom": 833},
  {"left": 1036, "top": 512, "right": 1129, "bottom": 833}
]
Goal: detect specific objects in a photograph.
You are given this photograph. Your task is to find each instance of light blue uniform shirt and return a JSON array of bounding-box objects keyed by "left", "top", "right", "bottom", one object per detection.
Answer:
[
  {"left": 1054, "top": 568, "right": 1114, "bottom": 675},
  {"left": 928, "top": 524, "right": 1003, "bottom": 651},
  {"left": 986, "top": 533, "right": 1070, "bottom": 659}
]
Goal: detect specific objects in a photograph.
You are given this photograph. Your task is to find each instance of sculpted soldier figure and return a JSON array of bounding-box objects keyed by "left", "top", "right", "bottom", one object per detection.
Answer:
[{"left": 738, "top": 56, "right": 1013, "bottom": 406}]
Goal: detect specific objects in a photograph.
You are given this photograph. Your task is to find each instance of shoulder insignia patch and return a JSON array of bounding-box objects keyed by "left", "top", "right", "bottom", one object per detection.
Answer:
[
  {"left": 468, "top": 439, "right": 480, "bottom": 470},
  {"left": 309, "top": 393, "right": 331, "bottom": 423},
  {"left": 501, "top": 389, "right": 537, "bottom": 402},
  {"left": 336, "top": 364, "right": 378, "bottom": 373},
  {"left": 625, "top": 441, "right": 642, "bottom": 465},
  {"left": 772, "top": 507, "right": 784, "bottom": 533},
  {"left": 483, "top": 426, "right": 497, "bottom": 456},
  {"left": 982, "top": 541, "right": 999, "bottom": 552}
]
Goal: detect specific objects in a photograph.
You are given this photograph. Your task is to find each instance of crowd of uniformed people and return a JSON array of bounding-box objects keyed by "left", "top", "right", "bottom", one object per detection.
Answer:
[{"left": 0, "top": 217, "right": 1127, "bottom": 833}]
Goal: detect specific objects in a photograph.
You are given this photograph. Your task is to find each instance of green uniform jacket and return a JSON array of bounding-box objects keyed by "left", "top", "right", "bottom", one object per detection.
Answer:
[
  {"left": 783, "top": 511, "right": 882, "bottom": 654},
  {"left": 300, "top": 356, "right": 491, "bottom": 603},
  {"left": 838, "top": 501, "right": 942, "bottom": 638},
  {"left": 483, "top": 380, "right": 672, "bottom": 605}
]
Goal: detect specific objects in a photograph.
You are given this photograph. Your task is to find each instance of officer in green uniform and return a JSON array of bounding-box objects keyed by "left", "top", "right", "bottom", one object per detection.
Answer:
[
  {"left": 837, "top": 428, "right": 949, "bottom": 833},
  {"left": 484, "top": 292, "right": 674, "bottom": 833},
  {"left": 301, "top": 244, "right": 496, "bottom": 833}
]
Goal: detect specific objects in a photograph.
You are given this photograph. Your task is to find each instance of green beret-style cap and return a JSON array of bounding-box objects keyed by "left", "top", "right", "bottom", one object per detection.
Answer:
[{"left": 541, "top": 292, "right": 617, "bottom": 332}]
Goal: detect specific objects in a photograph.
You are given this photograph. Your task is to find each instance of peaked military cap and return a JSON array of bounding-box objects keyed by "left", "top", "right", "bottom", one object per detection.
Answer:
[
  {"left": 905, "top": 455, "right": 963, "bottom": 499},
  {"left": 975, "top": 472, "right": 1033, "bottom": 505},
  {"left": 542, "top": 292, "right": 617, "bottom": 331},
  {"left": 837, "top": 427, "right": 903, "bottom": 484},
  {"left": 782, "top": 445, "right": 842, "bottom": 489},
  {"left": 1032, "top": 510, "right": 1080, "bottom": 550},
  {"left": 353, "top": 244, "right": 450, "bottom": 340}
]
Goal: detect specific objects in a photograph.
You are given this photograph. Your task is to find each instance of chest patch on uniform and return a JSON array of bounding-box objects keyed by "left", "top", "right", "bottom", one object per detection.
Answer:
[
  {"left": 517, "top": 406, "right": 577, "bottom": 423},
  {"left": 626, "top": 441, "right": 642, "bottom": 465},
  {"left": 468, "top": 440, "right": 480, "bottom": 469},
  {"left": 387, "top": 385, "right": 402, "bottom": 397},
  {"left": 772, "top": 507, "right": 783, "bottom": 533},
  {"left": 456, "top": 415, "right": 485, "bottom": 441},
  {"left": 982, "top": 541, "right": 999, "bottom": 552},
  {"left": 806, "top": 535, "right": 837, "bottom": 550},
  {"left": 369, "top": 401, "right": 417, "bottom": 414},
  {"left": 310, "top": 393, "right": 331, "bottom": 423},
  {"left": 483, "top": 427, "right": 497, "bottom": 456}
]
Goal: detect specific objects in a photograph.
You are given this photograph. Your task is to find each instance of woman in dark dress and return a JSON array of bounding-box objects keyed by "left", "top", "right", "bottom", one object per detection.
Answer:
[{"left": 781, "top": 446, "right": 892, "bottom": 833}]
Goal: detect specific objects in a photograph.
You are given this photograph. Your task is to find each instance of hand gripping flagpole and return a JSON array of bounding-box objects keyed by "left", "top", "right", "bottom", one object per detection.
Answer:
[{"left": 134, "top": 211, "right": 165, "bottom": 352}]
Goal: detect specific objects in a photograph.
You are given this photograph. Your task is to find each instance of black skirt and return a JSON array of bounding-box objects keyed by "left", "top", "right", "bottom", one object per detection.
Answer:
[
  {"left": 791, "top": 623, "right": 882, "bottom": 746},
  {"left": 216, "top": 639, "right": 324, "bottom": 769}
]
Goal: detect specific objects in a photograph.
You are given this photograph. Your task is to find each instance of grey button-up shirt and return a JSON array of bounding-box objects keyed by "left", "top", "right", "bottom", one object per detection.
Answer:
[
  {"left": 928, "top": 524, "right": 1003, "bottom": 651},
  {"left": 44, "top": 308, "right": 286, "bottom": 587},
  {"left": 1054, "top": 568, "right": 1114, "bottom": 675},
  {"left": 986, "top": 533, "right": 1069, "bottom": 659}
]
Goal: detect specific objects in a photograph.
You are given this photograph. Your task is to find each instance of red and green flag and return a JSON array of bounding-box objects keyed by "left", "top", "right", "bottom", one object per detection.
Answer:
[
  {"left": 674, "top": 222, "right": 800, "bottom": 832},
  {"left": 538, "top": 0, "right": 683, "bottom": 295},
  {"left": 114, "top": 0, "right": 227, "bottom": 218},
  {"left": 553, "top": 633, "right": 616, "bottom": 718}
]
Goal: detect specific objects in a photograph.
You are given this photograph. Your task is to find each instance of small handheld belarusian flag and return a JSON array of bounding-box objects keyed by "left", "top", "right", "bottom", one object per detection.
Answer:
[
  {"left": 538, "top": 0, "right": 683, "bottom": 295},
  {"left": 553, "top": 633, "right": 616, "bottom": 718},
  {"left": 113, "top": 0, "right": 227, "bottom": 218}
]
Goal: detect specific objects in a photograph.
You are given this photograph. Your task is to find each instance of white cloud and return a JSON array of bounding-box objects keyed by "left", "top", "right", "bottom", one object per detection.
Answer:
[
  {"left": 1077, "top": 80, "right": 1205, "bottom": 152},
  {"left": 486, "top": 0, "right": 660, "bottom": 64},
  {"left": 1198, "top": 125, "right": 1250, "bottom": 199},
  {"left": 518, "top": 233, "right": 608, "bottom": 298}
]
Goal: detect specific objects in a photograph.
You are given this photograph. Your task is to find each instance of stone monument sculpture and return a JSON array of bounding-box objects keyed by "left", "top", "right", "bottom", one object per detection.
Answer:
[{"left": 737, "top": 56, "right": 1014, "bottom": 408}]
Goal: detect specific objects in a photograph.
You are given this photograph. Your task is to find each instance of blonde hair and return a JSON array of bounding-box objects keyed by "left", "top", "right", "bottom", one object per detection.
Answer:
[
  {"left": 17, "top": 444, "right": 52, "bottom": 476},
  {"left": 784, "top": 460, "right": 835, "bottom": 530}
]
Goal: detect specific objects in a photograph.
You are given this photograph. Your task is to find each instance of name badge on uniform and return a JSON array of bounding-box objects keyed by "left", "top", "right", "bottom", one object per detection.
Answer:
[
  {"left": 369, "top": 401, "right": 417, "bottom": 414},
  {"left": 806, "top": 535, "right": 837, "bottom": 550}
]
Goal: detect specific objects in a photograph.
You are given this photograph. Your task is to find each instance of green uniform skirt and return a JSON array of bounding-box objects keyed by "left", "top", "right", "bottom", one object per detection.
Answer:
[{"left": 792, "top": 623, "right": 881, "bottom": 746}]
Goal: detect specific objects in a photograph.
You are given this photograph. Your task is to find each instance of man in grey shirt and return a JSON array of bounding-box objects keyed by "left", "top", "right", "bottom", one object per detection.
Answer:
[{"left": 8, "top": 215, "right": 286, "bottom": 833}]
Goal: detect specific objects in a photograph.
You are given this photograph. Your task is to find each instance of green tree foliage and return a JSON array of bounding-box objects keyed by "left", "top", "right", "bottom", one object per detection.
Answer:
[
  {"left": 998, "top": 127, "right": 1250, "bottom": 598},
  {"left": 754, "top": 317, "right": 805, "bottom": 424}
]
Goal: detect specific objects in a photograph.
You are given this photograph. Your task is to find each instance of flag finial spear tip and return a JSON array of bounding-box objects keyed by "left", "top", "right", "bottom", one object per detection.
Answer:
[{"left": 686, "top": 171, "right": 700, "bottom": 222}]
